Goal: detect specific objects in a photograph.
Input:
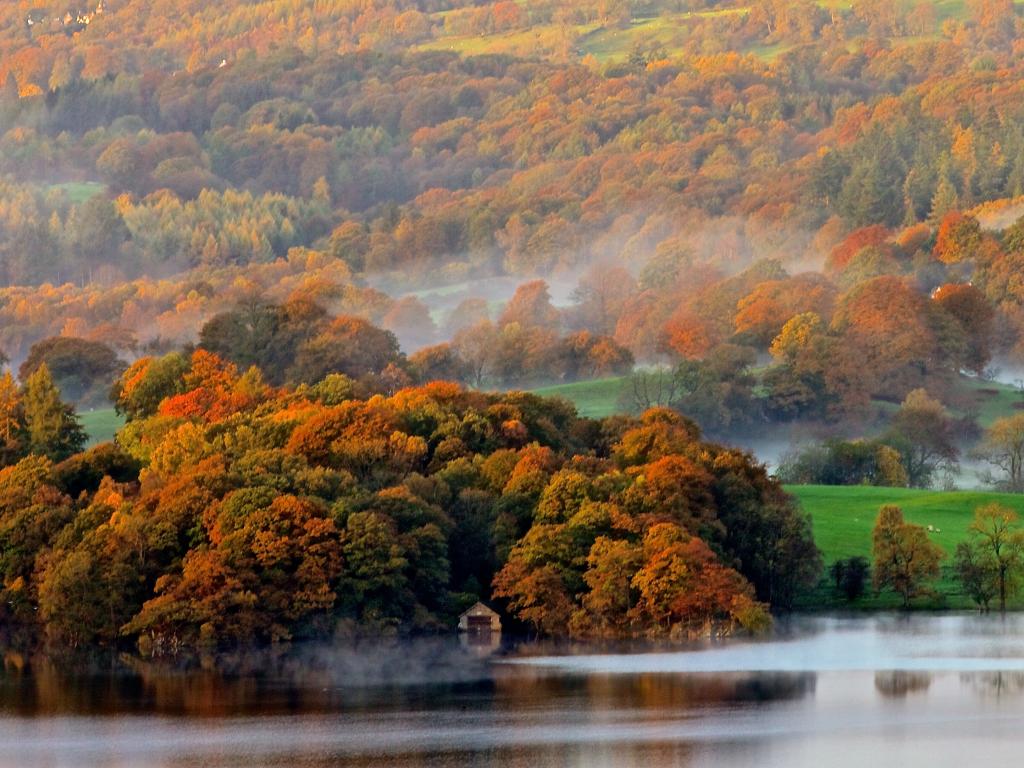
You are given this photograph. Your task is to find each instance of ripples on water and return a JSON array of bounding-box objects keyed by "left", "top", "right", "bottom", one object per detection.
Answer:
[{"left": 5, "top": 614, "right": 1024, "bottom": 767}]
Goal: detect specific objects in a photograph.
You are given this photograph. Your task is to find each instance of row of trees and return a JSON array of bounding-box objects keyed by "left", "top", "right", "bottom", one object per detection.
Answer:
[
  {"left": 834, "top": 502, "right": 1024, "bottom": 612},
  {"left": 199, "top": 287, "right": 635, "bottom": 391},
  {"left": 778, "top": 389, "right": 961, "bottom": 488},
  {"left": 0, "top": 180, "right": 332, "bottom": 286},
  {"left": 780, "top": 399, "right": 1024, "bottom": 494}
]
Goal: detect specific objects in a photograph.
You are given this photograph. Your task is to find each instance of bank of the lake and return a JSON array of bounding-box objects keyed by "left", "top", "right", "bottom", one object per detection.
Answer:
[{"left": 788, "top": 484, "right": 1024, "bottom": 610}]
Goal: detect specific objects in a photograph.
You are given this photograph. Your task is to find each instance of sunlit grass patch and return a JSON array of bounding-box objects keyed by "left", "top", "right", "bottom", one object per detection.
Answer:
[
  {"left": 79, "top": 408, "right": 125, "bottom": 447},
  {"left": 531, "top": 375, "right": 631, "bottom": 418},
  {"left": 45, "top": 181, "right": 106, "bottom": 204},
  {"left": 790, "top": 484, "right": 1024, "bottom": 609}
]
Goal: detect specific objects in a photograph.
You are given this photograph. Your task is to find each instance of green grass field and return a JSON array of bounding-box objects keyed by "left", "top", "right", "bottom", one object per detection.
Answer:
[
  {"left": 531, "top": 376, "right": 631, "bottom": 418},
  {"left": 421, "top": 8, "right": 746, "bottom": 63},
  {"left": 45, "top": 181, "right": 106, "bottom": 204},
  {"left": 960, "top": 377, "right": 1024, "bottom": 428},
  {"left": 577, "top": 9, "right": 746, "bottom": 62},
  {"left": 79, "top": 408, "right": 125, "bottom": 447},
  {"left": 789, "top": 485, "right": 1024, "bottom": 609}
]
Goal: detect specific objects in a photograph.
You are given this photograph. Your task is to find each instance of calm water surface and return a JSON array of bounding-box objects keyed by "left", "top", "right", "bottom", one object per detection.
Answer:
[{"left": 6, "top": 614, "right": 1024, "bottom": 767}]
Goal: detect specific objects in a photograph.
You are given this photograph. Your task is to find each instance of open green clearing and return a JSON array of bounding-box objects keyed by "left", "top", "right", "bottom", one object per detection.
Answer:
[
  {"left": 576, "top": 8, "right": 746, "bottom": 62},
  {"left": 79, "top": 408, "right": 125, "bottom": 447},
  {"left": 531, "top": 375, "right": 630, "bottom": 418},
  {"left": 789, "top": 484, "right": 1024, "bottom": 609},
  {"left": 421, "top": 7, "right": 746, "bottom": 62},
  {"left": 960, "top": 376, "right": 1024, "bottom": 428},
  {"left": 45, "top": 181, "right": 106, "bottom": 204}
]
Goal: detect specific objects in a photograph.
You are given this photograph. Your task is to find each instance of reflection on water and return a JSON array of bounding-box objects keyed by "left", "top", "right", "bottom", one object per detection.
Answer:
[
  {"left": 5, "top": 615, "right": 1024, "bottom": 767},
  {"left": 874, "top": 670, "right": 932, "bottom": 697}
]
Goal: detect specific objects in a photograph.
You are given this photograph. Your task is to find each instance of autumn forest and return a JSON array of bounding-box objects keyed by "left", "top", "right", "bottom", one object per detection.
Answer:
[{"left": 4, "top": 0, "right": 1024, "bottom": 650}]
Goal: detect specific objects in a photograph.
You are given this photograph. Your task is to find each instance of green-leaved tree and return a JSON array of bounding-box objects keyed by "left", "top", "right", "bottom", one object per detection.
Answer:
[
  {"left": 960, "top": 504, "right": 1024, "bottom": 613},
  {"left": 22, "top": 364, "right": 86, "bottom": 461}
]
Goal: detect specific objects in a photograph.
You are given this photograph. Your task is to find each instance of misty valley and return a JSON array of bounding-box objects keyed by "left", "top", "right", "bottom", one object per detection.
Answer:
[{"left": 6, "top": 0, "right": 1024, "bottom": 764}]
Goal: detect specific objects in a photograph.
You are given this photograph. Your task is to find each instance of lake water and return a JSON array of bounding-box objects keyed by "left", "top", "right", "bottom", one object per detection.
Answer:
[{"left": 5, "top": 614, "right": 1024, "bottom": 767}]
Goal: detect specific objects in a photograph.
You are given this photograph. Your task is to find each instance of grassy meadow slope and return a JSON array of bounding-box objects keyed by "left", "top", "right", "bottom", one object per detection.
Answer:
[
  {"left": 789, "top": 485, "right": 1024, "bottom": 609},
  {"left": 530, "top": 376, "right": 631, "bottom": 418},
  {"left": 79, "top": 408, "right": 125, "bottom": 447},
  {"left": 960, "top": 377, "right": 1024, "bottom": 428}
]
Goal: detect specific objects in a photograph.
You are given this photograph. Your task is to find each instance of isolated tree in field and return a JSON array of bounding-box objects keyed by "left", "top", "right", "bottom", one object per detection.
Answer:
[
  {"left": 885, "top": 389, "right": 958, "bottom": 488},
  {"left": 964, "top": 503, "right": 1024, "bottom": 612},
  {"left": 875, "top": 445, "right": 910, "bottom": 488},
  {"left": 22, "top": 365, "right": 86, "bottom": 462},
  {"left": 976, "top": 413, "right": 1024, "bottom": 492},
  {"left": 954, "top": 541, "right": 997, "bottom": 612},
  {"left": 872, "top": 505, "right": 942, "bottom": 608}
]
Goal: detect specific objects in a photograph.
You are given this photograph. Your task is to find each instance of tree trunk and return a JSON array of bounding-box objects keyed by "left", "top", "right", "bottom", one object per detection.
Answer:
[{"left": 1000, "top": 566, "right": 1007, "bottom": 613}]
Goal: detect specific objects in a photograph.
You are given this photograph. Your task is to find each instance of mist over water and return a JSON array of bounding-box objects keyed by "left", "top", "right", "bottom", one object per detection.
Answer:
[
  {"left": 5, "top": 615, "right": 1024, "bottom": 768},
  {"left": 510, "top": 614, "right": 1024, "bottom": 674}
]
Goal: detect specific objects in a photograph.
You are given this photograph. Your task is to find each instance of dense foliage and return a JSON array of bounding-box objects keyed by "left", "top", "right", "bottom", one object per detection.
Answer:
[
  {"left": 1, "top": 0, "right": 1024, "bottom": 399},
  {"left": 7, "top": 0, "right": 1024, "bottom": 648},
  {"left": 0, "top": 353, "right": 818, "bottom": 649}
]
